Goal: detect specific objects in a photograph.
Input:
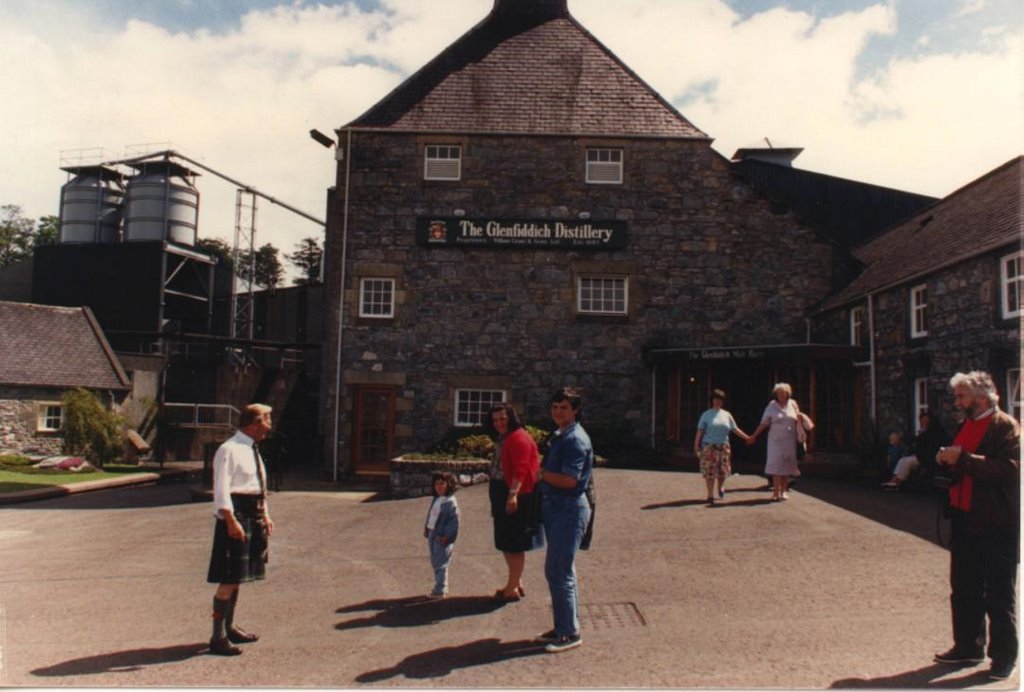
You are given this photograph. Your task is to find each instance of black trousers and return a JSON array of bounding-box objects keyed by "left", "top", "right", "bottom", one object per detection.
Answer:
[{"left": 949, "top": 512, "right": 1018, "bottom": 665}]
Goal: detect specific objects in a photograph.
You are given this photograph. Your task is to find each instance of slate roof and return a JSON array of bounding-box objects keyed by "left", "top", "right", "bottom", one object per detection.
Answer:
[
  {"left": 818, "top": 156, "right": 1024, "bottom": 312},
  {"left": 346, "top": 2, "right": 707, "bottom": 139},
  {"left": 0, "top": 301, "right": 130, "bottom": 391}
]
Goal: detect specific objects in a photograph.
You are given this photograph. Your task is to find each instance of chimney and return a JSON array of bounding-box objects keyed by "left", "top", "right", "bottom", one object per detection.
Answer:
[{"left": 490, "top": 0, "right": 570, "bottom": 25}]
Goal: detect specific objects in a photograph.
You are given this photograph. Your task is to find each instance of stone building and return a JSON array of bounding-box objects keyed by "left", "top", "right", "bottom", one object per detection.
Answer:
[
  {"left": 319, "top": 0, "right": 905, "bottom": 477},
  {"left": 814, "top": 156, "right": 1023, "bottom": 443},
  {"left": 0, "top": 301, "right": 130, "bottom": 456}
]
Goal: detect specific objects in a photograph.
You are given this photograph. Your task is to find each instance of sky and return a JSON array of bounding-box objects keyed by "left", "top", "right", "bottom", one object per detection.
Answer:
[{"left": 1, "top": 0, "right": 1021, "bottom": 281}]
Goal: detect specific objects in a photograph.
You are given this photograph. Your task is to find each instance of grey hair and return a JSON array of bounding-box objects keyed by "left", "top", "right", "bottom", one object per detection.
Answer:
[
  {"left": 772, "top": 382, "right": 793, "bottom": 397},
  {"left": 239, "top": 403, "right": 272, "bottom": 428},
  {"left": 948, "top": 371, "right": 999, "bottom": 407}
]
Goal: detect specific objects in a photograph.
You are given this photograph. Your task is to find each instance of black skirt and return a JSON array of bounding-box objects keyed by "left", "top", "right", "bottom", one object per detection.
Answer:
[
  {"left": 207, "top": 495, "right": 268, "bottom": 584},
  {"left": 489, "top": 479, "right": 545, "bottom": 553}
]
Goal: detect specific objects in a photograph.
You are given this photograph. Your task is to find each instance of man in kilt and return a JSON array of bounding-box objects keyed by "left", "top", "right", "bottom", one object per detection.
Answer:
[{"left": 206, "top": 403, "right": 275, "bottom": 656}]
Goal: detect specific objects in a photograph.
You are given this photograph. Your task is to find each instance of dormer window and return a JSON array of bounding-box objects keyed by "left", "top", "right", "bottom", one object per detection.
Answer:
[
  {"left": 586, "top": 148, "right": 623, "bottom": 184},
  {"left": 424, "top": 145, "right": 461, "bottom": 181}
]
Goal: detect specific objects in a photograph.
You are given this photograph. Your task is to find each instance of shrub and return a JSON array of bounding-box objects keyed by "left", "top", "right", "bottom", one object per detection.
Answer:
[
  {"left": 0, "top": 454, "right": 34, "bottom": 468},
  {"left": 455, "top": 434, "right": 494, "bottom": 457},
  {"left": 60, "top": 388, "right": 126, "bottom": 467}
]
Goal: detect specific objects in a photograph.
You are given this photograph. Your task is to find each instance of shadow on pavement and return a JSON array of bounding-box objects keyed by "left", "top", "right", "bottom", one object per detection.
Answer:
[
  {"left": 831, "top": 662, "right": 995, "bottom": 688},
  {"left": 30, "top": 642, "right": 207, "bottom": 677},
  {"left": 4, "top": 483, "right": 196, "bottom": 511},
  {"left": 336, "top": 595, "right": 508, "bottom": 630},
  {"left": 794, "top": 478, "right": 948, "bottom": 547},
  {"left": 355, "top": 637, "right": 545, "bottom": 682}
]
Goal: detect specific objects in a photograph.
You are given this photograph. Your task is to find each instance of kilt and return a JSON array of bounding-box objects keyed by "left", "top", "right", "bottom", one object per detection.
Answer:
[{"left": 207, "top": 494, "right": 268, "bottom": 584}]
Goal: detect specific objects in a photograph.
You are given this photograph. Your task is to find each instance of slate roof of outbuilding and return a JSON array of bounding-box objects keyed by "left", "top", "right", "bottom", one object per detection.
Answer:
[
  {"left": 0, "top": 301, "right": 130, "bottom": 391},
  {"left": 818, "top": 156, "right": 1024, "bottom": 312},
  {"left": 346, "top": 6, "right": 707, "bottom": 139}
]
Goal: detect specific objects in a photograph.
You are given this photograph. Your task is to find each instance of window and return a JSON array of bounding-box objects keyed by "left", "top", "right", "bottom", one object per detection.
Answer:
[
  {"left": 1001, "top": 251, "right": 1024, "bottom": 319},
  {"left": 424, "top": 145, "right": 461, "bottom": 181},
  {"left": 454, "top": 389, "right": 506, "bottom": 427},
  {"left": 359, "top": 278, "right": 395, "bottom": 318},
  {"left": 37, "top": 403, "right": 63, "bottom": 432},
  {"left": 910, "top": 283, "right": 928, "bottom": 338},
  {"left": 913, "top": 378, "right": 929, "bottom": 430},
  {"left": 577, "top": 275, "right": 628, "bottom": 315},
  {"left": 586, "top": 148, "right": 623, "bottom": 184},
  {"left": 1008, "top": 369, "right": 1022, "bottom": 421},
  {"left": 850, "top": 306, "right": 866, "bottom": 346}
]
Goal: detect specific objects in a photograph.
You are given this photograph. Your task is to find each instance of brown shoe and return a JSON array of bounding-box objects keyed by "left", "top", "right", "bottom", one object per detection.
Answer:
[
  {"left": 227, "top": 626, "right": 259, "bottom": 644},
  {"left": 209, "top": 637, "right": 242, "bottom": 656}
]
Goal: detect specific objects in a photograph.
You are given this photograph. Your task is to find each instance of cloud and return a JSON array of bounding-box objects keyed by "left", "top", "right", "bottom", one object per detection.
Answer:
[{"left": 0, "top": 0, "right": 1021, "bottom": 272}]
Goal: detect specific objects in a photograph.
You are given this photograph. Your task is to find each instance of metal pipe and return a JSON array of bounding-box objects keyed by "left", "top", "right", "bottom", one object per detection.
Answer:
[
  {"left": 106, "top": 149, "right": 325, "bottom": 227},
  {"left": 332, "top": 129, "right": 353, "bottom": 483},
  {"left": 867, "top": 292, "right": 877, "bottom": 423}
]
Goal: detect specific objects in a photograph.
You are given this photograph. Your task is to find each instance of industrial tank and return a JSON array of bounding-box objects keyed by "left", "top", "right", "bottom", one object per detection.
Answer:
[
  {"left": 58, "top": 165, "right": 125, "bottom": 243},
  {"left": 123, "top": 160, "right": 200, "bottom": 246}
]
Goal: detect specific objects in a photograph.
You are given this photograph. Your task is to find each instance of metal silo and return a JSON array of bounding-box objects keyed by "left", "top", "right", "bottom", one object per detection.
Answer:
[
  {"left": 123, "top": 160, "right": 200, "bottom": 246},
  {"left": 58, "top": 165, "right": 125, "bottom": 243}
]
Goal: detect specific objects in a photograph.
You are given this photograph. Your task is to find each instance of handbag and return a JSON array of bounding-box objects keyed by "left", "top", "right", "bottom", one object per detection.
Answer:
[{"left": 796, "top": 440, "right": 806, "bottom": 460}]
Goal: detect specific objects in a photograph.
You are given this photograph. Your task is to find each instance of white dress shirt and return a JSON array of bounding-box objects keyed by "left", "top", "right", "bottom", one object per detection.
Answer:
[{"left": 212, "top": 430, "right": 267, "bottom": 518}]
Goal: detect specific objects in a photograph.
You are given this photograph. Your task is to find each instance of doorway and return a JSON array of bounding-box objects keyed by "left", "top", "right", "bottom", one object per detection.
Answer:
[{"left": 352, "top": 385, "right": 395, "bottom": 475}]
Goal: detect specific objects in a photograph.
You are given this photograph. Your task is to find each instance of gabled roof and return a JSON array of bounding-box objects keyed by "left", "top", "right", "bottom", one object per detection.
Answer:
[
  {"left": 818, "top": 156, "right": 1024, "bottom": 312},
  {"left": 0, "top": 301, "right": 130, "bottom": 391},
  {"left": 346, "top": 1, "right": 707, "bottom": 139}
]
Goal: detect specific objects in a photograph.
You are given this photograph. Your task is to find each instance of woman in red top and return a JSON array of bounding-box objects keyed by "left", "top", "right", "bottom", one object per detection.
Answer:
[{"left": 486, "top": 403, "right": 545, "bottom": 601}]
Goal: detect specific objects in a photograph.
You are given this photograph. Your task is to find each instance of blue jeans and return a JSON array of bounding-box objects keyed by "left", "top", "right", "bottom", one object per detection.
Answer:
[
  {"left": 428, "top": 535, "right": 453, "bottom": 595},
  {"left": 542, "top": 493, "right": 591, "bottom": 637}
]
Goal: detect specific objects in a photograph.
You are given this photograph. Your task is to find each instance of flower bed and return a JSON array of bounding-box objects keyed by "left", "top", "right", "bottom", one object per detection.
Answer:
[{"left": 389, "top": 456, "right": 490, "bottom": 498}]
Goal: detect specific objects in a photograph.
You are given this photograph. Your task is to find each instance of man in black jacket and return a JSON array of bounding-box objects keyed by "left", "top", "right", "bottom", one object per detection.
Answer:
[{"left": 933, "top": 371, "right": 1020, "bottom": 681}]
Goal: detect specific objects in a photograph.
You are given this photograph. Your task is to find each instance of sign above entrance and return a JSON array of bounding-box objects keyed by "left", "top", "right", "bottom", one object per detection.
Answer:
[
  {"left": 416, "top": 217, "right": 628, "bottom": 251},
  {"left": 687, "top": 348, "right": 767, "bottom": 361}
]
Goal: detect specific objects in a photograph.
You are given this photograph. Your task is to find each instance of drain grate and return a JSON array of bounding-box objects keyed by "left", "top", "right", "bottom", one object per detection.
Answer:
[{"left": 580, "top": 602, "right": 647, "bottom": 629}]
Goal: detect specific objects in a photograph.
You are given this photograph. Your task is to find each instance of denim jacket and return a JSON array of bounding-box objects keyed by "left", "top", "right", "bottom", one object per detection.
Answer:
[{"left": 424, "top": 495, "right": 460, "bottom": 544}]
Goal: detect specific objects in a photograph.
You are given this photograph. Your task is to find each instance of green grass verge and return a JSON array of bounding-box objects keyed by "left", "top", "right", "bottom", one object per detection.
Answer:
[{"left": 0, "top": 464, "right": 151, "bottom": 494}]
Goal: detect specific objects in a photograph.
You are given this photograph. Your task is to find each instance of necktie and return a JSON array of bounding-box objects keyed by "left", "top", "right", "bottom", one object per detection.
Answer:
[{"left": 253, "top": 443, "right": 266, "bottom": 496}]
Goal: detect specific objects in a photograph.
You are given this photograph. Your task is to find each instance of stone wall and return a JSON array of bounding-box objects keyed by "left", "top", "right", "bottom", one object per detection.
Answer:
[
  {"left": 323, "top": 134, "right": 839, "bottom": 470},
  {"left": 818, "top": 248, "right": 1020, "bottom": 438},
  {"left": 0, "top": 394, "right": 63, "bottom": 457},
  {"left": 389, "top": 457, "right": 491, "bottom": 498}
]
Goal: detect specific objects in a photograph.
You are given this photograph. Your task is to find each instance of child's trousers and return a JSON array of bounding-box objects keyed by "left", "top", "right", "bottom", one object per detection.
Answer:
[{"left": 428, "top": 534, "right": 453, "bottom": 595}]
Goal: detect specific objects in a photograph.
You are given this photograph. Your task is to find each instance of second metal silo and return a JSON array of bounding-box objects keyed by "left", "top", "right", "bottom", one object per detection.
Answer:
[{"left": 123, "top": 159, "right": 200, "bottom": 246}]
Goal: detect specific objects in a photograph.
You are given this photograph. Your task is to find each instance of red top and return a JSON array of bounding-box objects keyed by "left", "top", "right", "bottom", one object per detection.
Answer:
[
  {"left": 948, "top": 415, "right": 993, "bottom": 512},
  {"left": 501, "top": 427, "right": 540, "bottom": 494}
]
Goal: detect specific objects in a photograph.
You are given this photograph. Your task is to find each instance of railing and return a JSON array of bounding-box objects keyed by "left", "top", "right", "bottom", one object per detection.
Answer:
[{"left": 163, "top": 403, "right": 239, "bottom": 429}]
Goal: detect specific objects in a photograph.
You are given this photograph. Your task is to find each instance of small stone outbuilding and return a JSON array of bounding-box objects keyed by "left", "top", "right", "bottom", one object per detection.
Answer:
[{"left": 0, "top": 301, "right": 131, "bottom": 456}]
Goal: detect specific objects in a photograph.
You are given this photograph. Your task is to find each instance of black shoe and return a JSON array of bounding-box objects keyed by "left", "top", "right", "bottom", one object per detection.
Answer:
[
  {"left": 934, "top": 648, "right": 984, "bottom": 665},
  {"left": 534, "top": 629, "right": 558, "bottom": 643},
  {"left": 227, "top": 626, "right": 259, "bottom": 644},
  {"left": 989, "top": 660, "right": 1017, "bottom": 680},
  {"left": 209, "top": 637, "right": 242, "bottom": 656},
  {"left": 544, "top": 633, "right": 582, "bottom": 653}
]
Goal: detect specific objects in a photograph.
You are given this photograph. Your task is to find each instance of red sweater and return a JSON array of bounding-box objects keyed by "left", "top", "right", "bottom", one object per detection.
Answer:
[{"left": 501, "top": 427, "right": 540, "bottom": 494}]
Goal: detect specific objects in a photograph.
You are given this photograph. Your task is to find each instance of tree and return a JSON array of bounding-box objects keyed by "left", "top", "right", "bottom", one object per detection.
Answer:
[
  {"left": 196, "top": 237, "right": 235, "bottom": 270},
  {"left": 34, "top": 215, "right": 59, "bottom": 249},
  {"left": 238, "top": 243, "right": 284, "bottom": 289},
  {"left": 0, "top": 205, "right": 35, "bottom": 268},
  {"left": 286, "top": 236, "right": 323, "bottom": 285}
]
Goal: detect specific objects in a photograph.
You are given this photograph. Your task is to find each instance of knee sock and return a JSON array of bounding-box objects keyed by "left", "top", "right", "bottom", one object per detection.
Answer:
[
  {"left": 226, "top": 590, "right": 240, "bottom": 632},
  {"left": 212, "top": 596, "right": 230, "bottom": 640}
]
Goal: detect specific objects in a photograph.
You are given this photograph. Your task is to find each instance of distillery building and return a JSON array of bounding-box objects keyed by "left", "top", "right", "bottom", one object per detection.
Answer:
[{"left": 319, "top": 0, "right": 937, "bottom": 477}]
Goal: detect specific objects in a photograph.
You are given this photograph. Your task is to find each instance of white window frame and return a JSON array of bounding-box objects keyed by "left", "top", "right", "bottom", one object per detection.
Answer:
[
  {"left": 358, "top": 278, "right": 395, "bottom": 319},
  {"left": 1000, "top": 251, "right": 1024, "bottom": 319},
  {"left": 577, "top": 275, "right": 629, "bottom": 316},
  {"left": 910, "top": 283, "right": 928, "bottom": 338},
  {"left": 454, "top": 389, "right": 507, "bottom": 427},
  {"left": 424, "top": 144, "right": 461, "bottom": 181},
  {"left": 585, "top": 148, "right": 623, "bottom": 185},
  {"left": 1008, "top": 368, "right": 1022, "bottom": 421},
  {"left": 913, "top": 378, "right": 929, "bottom": 431},
  {"left": 849, "top": 306, "right": 865, "bottom": 346},
  {"left": 37, "top": 402, "right": 63, "bottom": 432}
]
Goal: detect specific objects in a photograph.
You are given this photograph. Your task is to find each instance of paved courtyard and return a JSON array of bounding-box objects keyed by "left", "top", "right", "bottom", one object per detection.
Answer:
[{"left": 0, "top": 468, "right": 1016, "bottom": 689}]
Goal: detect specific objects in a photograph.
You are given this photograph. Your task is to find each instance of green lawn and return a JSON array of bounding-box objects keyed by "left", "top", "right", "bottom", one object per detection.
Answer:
[{"left": 0, "top": 464, "right": 149, "bottom": 494}]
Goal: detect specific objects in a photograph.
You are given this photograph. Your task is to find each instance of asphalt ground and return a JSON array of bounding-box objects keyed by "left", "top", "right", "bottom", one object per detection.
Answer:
[{"left": 0, "top": 468, "right": 1017, "bottom": 689}]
